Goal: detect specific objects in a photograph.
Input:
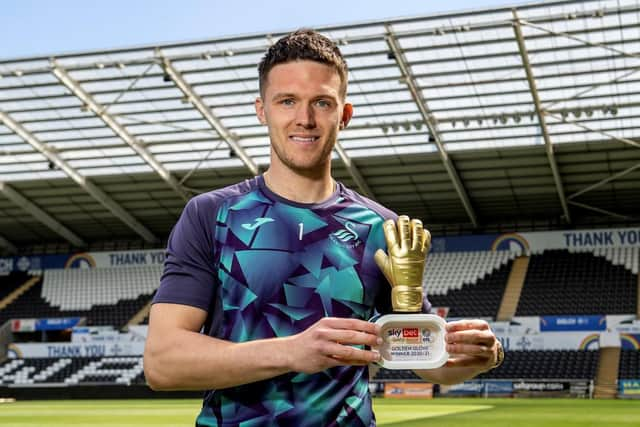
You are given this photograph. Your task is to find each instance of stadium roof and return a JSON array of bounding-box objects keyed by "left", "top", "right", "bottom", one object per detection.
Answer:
[{"left": 1, "top": 0, "right": 639, "bottom": 254}]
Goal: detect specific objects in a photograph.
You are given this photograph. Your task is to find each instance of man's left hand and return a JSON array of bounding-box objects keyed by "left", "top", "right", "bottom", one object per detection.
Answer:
[{"left": 444, "top": 319, "right": 500, "bottom": 372}]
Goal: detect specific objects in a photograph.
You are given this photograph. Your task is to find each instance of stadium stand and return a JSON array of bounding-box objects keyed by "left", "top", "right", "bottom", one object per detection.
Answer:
[
  {"left": 596, "top": 247, "right": 640, "bottom": 275},
  {"left": 0, "top": 266, "right": 161, "bottom": 328},
  {"left": 0, "top": 356, "right": 145, "bottom": 386},
  {"left": 373, "top": 350, "right": 601, "bottom": 382},
  {"left": 0, "top": 272, "right": 32, "bottom": 301},
  {"left": 424, "top": 251, "right": 515, "bottom": 318},
  {"left": 42, "top": 266, "right": 161, "bottom": 310},
  {"left": 619, "top": 349, "right": 640, "bottom": 380},
  {"left": 516, "top": 249, "right": 638, "bottom": 316},
  {"left": 477, "top": 350, "right": 599, "bottom": 380}
]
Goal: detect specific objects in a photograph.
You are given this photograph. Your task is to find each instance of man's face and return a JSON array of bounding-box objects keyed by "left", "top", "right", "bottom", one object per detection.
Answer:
[{"left": 255, "top": 60, "right": 352, "bottom": 175}]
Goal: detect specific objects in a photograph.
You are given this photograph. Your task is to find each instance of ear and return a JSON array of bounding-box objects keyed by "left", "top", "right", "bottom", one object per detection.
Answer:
[
  {"left": 340, "top": 102, "right": 353, "bottom": 130},
  {"left": 255, "top": 97, "right": 267, "bottom": 125}
]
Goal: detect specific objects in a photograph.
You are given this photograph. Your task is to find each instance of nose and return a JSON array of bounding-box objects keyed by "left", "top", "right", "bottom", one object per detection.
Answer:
[{"left": 295, "top": 103, "right": 316, "bottom": 129}]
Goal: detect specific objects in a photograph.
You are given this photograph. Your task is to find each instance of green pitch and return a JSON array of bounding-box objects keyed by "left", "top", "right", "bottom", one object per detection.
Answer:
[{"left": 0, "top": 398, "right": 639, "bottom": 426}]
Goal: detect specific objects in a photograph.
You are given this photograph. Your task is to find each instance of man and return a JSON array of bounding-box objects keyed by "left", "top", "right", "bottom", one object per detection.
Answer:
[{"left": 144, "top": 29, "right": 502, "bottom": 426}]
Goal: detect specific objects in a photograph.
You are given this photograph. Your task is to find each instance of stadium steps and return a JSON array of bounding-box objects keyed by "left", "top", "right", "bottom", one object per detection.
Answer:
[
  {"left": 126, "top": 300, "right": 152, "bottom": 327},
  {"left": 0, "top": 276, "right": 41, "bottom": 311},
  {"left": 594, "top": 347, "right": 621, "bottom": 399},
  {"left": 496, "top": 256, "right": 529, "bottom": 321}
]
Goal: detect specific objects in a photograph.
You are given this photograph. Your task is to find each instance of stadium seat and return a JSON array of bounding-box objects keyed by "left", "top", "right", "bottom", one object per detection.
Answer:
[
  {"left": 0, "top": 357, "right": 144, "bottom": 386},
  {"left": 516, "top": 250, "right": 638, "bottom": 316},
  {"left": 424, "top": 251, "right": 514, "bottom": 318},
  {"left": 478, "top": 349, "right": 599, "bottom": 380},
  {"left": 0, "top": 272, "right": 157, "bottom": 328}
]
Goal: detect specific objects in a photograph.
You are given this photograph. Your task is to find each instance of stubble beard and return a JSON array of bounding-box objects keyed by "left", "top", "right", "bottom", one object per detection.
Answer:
[{"left": 271, "top": 132, "right": 337, "bottom": 177}]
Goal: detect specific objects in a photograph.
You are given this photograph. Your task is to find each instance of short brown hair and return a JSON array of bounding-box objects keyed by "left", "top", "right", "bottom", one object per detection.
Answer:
[{"left": 258, "top": 29, "right": 348, "bottom": 98}]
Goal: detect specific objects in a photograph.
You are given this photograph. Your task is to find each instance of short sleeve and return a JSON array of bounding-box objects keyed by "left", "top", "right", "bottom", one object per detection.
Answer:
[{"left": 153, "top": 196, "right": 218, "bottom": 311}]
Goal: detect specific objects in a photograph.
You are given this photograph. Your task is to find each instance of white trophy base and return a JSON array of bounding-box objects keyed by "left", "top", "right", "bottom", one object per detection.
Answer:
[{"left": 372, "top": 314, "right": 448, "bottom": 370}]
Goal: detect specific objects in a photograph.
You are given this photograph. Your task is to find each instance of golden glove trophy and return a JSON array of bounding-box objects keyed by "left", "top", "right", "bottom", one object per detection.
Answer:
[{"left": 372, "top": 216, "right": 448, "bottom": 370}]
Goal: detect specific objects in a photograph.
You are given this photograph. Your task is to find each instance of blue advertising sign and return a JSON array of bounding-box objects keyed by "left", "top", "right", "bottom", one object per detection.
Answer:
[
  {"left": 442, "top": 380, "right": 484, "bottom": 395},
  {"left": 430, "top": 235, "right": 499, "bottom": 253},
  {"left": 485, "top": 381, "right": 514, "bottom": 394},
  {"left": 34, "top": 317, "right": 82, "bottom": 331},
  {"left": 441, "top": 380, "right": 513, "bottom": 396},
  {"left": 540, "top": 315, "right": 606, "bottom": 332}
]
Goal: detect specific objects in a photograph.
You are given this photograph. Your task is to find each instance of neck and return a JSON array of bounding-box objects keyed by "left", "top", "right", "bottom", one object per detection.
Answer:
[{"left": 263, "top": 166, "right": 335, "bottom": 204}]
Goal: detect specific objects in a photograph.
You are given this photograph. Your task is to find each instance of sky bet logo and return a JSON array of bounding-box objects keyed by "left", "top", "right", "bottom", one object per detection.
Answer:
[{"left": 387, "top": 328, "right": 420, "bottom": 339}]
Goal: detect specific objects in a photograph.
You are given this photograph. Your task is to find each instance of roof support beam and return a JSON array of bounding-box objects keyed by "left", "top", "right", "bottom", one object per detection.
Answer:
[
  {"left": 520, "top": 19, "right": 640, "bottom": 61},
  {"left": 0, "top": 234, "right": 18, "bottom": 254},
  {"left": 523, "top": 18, "right": 640, "bottom": 112},
  {"left": 51, "top": 63, "right": 190, "bottom": 202},
  {"left": 543, "top": 67, "right": 640, "bottom": 111},
  {"left": 0, "top": 110, "right": 159, "bottom": 244},
  {"left": 569, "top": 162, "right": 640, "bottom": 201},
  {"left": 385, "top": 25, "right": 478, "bottom": 227},
  {"left": 333, "top": 143, "right": 375, "bottom": 199},
  {"left": 0, "top": 181, "right": 86, "bottom": 247},
  {"left": 513, "top": 10, "right": 571, "bottom": 224},
  {"left": 158, "top": 55, "right": 260, "bottom": 176},
  {"left": 567, "top": 200, "right": 631, "bottom": 221}
]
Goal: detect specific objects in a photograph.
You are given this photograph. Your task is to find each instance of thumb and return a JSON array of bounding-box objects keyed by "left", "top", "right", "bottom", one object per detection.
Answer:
[{"left": 374, "top": 249, "right": 394, "bottom": 286}]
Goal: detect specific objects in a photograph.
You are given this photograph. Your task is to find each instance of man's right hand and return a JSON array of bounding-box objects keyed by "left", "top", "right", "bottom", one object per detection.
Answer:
[{"left": 284, "top": 317, "right": 382, "bottom": 374}]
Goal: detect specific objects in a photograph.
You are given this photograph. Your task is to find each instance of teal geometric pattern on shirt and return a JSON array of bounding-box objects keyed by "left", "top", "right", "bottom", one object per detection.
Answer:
[{"left": 197, "top": 187, "right": 388, "bottom": 426}]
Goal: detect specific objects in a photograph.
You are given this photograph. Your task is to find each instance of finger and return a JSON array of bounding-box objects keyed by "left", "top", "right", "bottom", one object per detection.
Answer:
[
  {"left": 446, "top": 342, "right": 493, "bottom": 356},
  {"left": 374, "top": 249, "right": 387, "bottom": 270},
  {"left": 321, "top": 317, "right": 381, "bottom": 335},
  {"left": 330, "top": 355, "right": 375, "bottom": 367},
  {"left": 325, "top": 329, "right": 382, "bottom": 348},
  {"left": 422, "top": 229, "right": 431, "bottom": 253},
  {"left": 382, "top": 219, "right": 399, "bottom": 250},
  {"left": 397, "top": 215, "right": 410, "bottom": 251},
  {"left": 325, "top": 342, "right": 381, "bottom": 364},
  {"left": 374, "top": 249, "right": 393, "bottom": 285},
  {"left": 410, "top": 219, "right": 423, "bottom": 251},
  {"left": 446, "top": 329, "right": 495, "bottom": 346},
  {"left": 446, "top": 319, "right": 490, "bottom": 333}
]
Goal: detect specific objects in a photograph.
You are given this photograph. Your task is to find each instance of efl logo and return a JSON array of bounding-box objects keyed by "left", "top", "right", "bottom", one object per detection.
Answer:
[{"left": 402, "top": 328, "right": 419, "bottom": 338}]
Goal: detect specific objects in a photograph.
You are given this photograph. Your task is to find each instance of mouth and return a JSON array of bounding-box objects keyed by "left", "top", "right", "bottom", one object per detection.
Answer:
[{"left": 289, "top": 135, "right": 320, "bottom": 144}]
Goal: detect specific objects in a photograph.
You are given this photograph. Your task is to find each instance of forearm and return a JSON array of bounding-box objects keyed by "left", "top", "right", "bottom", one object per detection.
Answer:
[
  {"left": 144, "top": 329, "right": 293, "bottom": 391},
  {"left": 145, "top": 304, "right": 381, "bottom": 391}
]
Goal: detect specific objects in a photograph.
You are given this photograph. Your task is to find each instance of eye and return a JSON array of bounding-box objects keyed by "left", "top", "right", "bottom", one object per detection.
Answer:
[
  {"left": 280, "top": 98, "right": 295, "bottom": 106},
  {"left": 315, "top": 99, "right": 332, "bottom": 108}
]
